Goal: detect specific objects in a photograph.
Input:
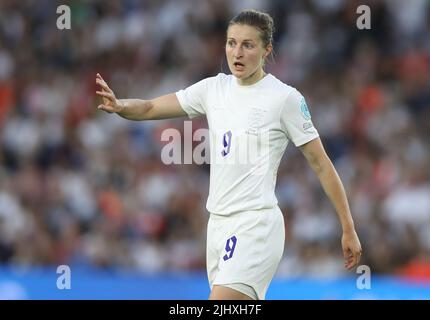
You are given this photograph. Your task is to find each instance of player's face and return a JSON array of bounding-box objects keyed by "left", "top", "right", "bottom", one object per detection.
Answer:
[{"left": 226, "top": 24, "right": 270, "bottom": 84}]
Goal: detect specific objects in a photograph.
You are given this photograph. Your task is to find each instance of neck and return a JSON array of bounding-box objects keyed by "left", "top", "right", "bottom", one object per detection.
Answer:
[{"left": 237, "top": 68, "right": 267, "bottom": 86}]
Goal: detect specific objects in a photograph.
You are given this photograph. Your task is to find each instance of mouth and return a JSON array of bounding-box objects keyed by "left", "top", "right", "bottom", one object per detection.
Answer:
[{"left": 233, "top": 62, "right": 245, "bottom": 71}]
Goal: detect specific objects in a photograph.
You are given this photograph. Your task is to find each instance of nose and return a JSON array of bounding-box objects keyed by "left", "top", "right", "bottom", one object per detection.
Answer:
[{"left": 233, "top": 46, "right": 243, "bottom": 59}]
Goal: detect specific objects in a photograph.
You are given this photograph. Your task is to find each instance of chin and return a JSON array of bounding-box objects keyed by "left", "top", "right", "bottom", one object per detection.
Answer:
[{"left": 231, "top": 70, "right": 246, "bottom": 78}]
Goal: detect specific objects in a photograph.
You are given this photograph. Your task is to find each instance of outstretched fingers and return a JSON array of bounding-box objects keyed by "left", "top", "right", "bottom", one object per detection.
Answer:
[
  {"left": 96, "top": 90, "right": 114, "bottom": 101},
  {"left": 95, "top": 73, "right": 120, "bottom": 114},
  {"left": 97, "top": 104, "right": 114, "bottom": 113},
  {"left": 96, "top": 73, "right": 113, "bottom": 94},
  {"left": 96, "top": 80, "right": 113, "bottom": 94}
]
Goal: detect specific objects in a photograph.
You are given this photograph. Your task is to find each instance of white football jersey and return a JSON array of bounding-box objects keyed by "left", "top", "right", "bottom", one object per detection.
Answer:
[{"left": 176, "top": 73, "right": 319, "bottom": 215}]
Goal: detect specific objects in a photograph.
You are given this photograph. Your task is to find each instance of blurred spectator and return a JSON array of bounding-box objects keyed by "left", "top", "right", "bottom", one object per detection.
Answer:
[{"left": 0, "top": 0, "right": 428, "bottom": 278}]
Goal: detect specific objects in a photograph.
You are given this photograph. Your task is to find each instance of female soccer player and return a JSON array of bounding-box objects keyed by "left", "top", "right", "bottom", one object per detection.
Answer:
[{"left": 96, "top": 9, "right": 362, "bottom": 300}]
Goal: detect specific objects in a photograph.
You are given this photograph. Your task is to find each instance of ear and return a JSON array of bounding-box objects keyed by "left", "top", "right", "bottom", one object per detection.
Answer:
[{"left": 263, "top": 44, "right": 273, "bottom": 59}]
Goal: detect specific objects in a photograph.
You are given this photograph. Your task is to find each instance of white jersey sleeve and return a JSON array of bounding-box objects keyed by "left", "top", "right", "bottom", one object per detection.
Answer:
[
  {"left": 280, "top": 88, "right": 319, "bottom": 146},
  {"left": 175, "top": 78, "right": 209, "bottom": 119}
]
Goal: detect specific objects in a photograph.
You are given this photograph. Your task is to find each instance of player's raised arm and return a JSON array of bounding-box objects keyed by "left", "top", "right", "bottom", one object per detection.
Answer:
[
  {"left": 299, "top": 137, "right": 362, "bottom": 270},
  {"left": 95, "top": 73, "right": 187, "bottom": 120}
]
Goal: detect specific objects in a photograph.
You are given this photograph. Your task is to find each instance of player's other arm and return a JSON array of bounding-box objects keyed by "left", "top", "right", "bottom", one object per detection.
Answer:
[
  {"left": 299, "top": 137, "right": 362, "bottom": 270},
  {"left": 95, "top": 73, "right": 187, "bottom": 120}
]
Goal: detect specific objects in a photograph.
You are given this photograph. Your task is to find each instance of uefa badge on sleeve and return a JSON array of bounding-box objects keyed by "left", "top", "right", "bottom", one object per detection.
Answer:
[{"left": 300, "top": 97, "right": 311, "bottom": 120}]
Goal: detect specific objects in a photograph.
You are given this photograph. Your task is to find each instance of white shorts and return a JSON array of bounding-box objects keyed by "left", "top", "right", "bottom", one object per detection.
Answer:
[{"left": 206, "top": 206, "right": 285, "bottom": 300}]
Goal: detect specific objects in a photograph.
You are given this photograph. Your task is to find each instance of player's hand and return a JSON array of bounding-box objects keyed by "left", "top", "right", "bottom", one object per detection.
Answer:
[
  {"left": 96, "top": 73, "right": 123, "bottom": 113},
  {"left": 342, "top": 229, "right": 362, "bottom": 270}
]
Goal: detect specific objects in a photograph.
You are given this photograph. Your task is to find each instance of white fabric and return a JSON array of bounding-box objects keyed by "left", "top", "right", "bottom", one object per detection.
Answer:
[
  {"left": 222, "top": 283, "right": 258, "bottom": 300},
  {"left": 206, "top": 206, "right": 285, "bottom": 300},
  {"left": 176, "top": 73, "right": 319, "bottom": 215}
]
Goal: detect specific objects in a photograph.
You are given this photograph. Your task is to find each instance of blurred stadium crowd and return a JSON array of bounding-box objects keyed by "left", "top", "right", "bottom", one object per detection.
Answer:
[{"left": 0, "top": 0, "right": 429, "bottom": 279}]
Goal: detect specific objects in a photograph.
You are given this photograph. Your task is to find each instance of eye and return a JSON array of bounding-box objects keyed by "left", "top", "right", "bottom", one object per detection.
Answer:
[
  {"left": 227, "top": 40, "right": 235, "bottom": 48},
  {"left": 243, "top": 42, "right": 254, "bottom": 49}
]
